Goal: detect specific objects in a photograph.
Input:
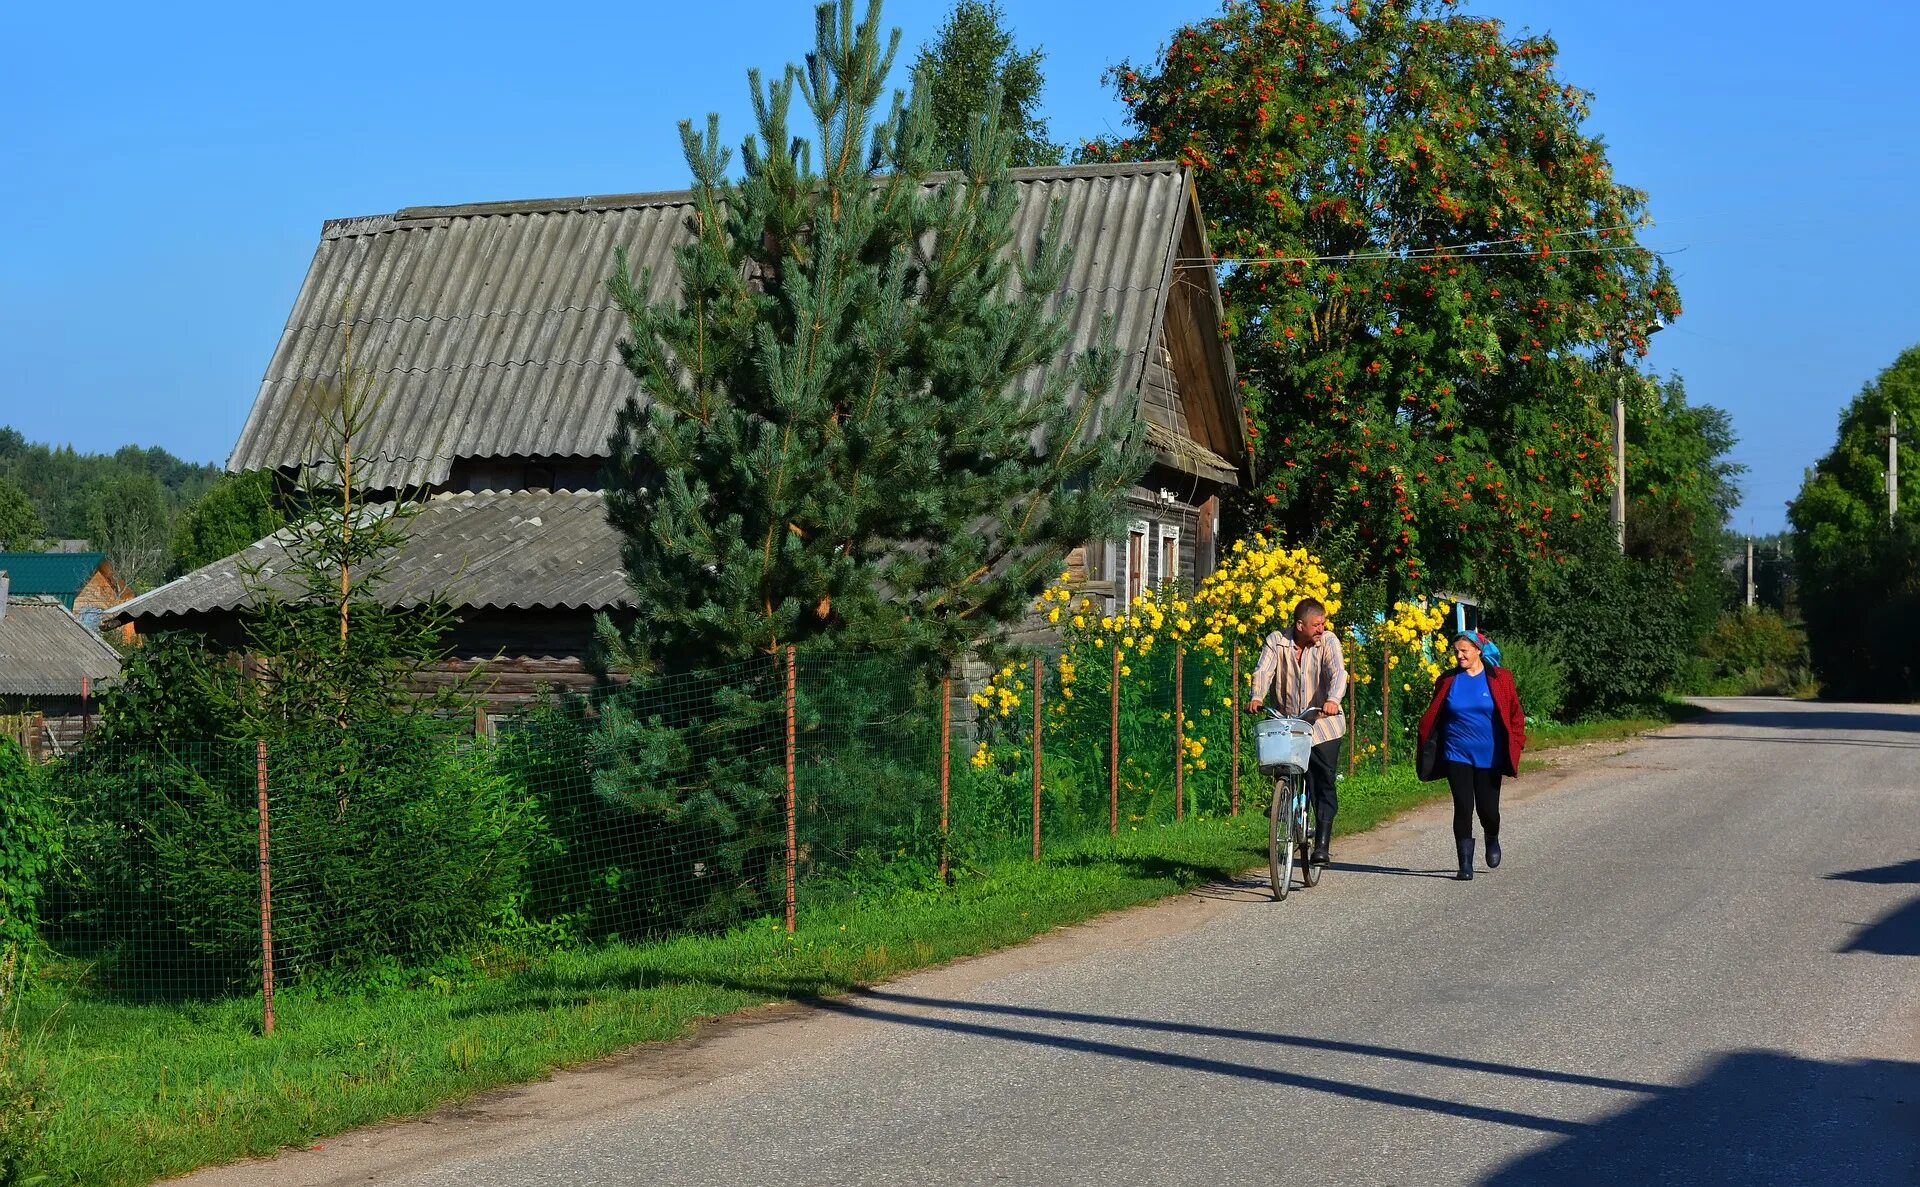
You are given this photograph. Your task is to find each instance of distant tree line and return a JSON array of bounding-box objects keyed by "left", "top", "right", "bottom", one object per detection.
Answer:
[{"left": 0, "top": 426, "right": 284, "bottom": 589}]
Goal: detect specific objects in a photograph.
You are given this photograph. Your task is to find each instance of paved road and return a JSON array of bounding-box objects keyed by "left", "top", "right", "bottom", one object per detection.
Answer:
[{"left": 199, "top": 699, "right": 1920, "bottom": 1186}]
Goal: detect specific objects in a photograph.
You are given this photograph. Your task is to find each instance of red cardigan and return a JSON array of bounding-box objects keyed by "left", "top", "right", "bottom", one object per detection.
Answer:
[{"left": 1417, "top": 665, "right": 1527, "bottom": 778}]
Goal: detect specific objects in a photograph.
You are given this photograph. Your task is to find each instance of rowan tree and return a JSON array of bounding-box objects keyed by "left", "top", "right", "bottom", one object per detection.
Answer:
[{"left": 1087, "top": 0, "right": 1682, "bottom": 602}]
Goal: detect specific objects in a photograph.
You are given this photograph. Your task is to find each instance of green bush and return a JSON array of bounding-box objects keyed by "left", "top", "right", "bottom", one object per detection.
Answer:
[
  {"left": 49, "top": 717, "right": 549, "bottom": 995},
  {"left": 1494, "top": 637, "right": 1567, "bottom": 724},
  {"left": 1486, "top": 520, "right": 1694, "bottom": 719},
  {"left": 0, "top": 743, "right": 55, "bottom": 952},
  {"left": 1694, "top": 608, "right": 1814, "bottom": 697}
]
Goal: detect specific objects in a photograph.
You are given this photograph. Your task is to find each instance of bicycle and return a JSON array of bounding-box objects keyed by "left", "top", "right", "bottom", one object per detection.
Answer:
[{"left": 1255, "top": 708, "right": 1323, "bottom": 902}]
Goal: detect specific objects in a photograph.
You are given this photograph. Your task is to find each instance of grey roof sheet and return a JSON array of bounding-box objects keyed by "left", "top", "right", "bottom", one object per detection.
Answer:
[
  {"left": 228, "top": 162, "right": 1211, "bottom": 490},
  {"left": 0, "top": 600, "right": 123, "bottom": 697},
  {"left": 111, "top": 490, "right": 630, "bottom": 624}
]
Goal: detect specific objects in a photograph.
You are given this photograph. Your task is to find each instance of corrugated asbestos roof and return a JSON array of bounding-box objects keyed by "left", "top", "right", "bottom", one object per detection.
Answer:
[
  {"left": 0, "top": 553, "right": 108, "bottom": 599},
  {"left": 0, "top": 600, "right": 122, "bottom": 697},
  {"left": 228, "top": 162, "right": 1219, "bottom": 490},
  {"left": 110, "top": 490, "right": 630, "bottom": 624}
]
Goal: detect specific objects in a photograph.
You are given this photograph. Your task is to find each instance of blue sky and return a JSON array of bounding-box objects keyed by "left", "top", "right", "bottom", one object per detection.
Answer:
[{"left": 5, "top": 0, "right": 1916, "bottom": 533}]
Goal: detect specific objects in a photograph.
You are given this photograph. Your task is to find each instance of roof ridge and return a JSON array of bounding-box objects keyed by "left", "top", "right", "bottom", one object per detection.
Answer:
[{"left": 328, "top": 161, "right": 1184, "bottom": 232}]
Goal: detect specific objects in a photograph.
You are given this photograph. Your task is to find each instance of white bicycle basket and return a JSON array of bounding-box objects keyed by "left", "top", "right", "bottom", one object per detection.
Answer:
[{"left": 1254, "top": 715, "right": 1315, "bottom": 774}]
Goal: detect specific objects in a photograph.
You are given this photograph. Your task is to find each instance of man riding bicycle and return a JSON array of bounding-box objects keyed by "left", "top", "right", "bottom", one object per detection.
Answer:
[{"left": 1247, "top": 598, "right": 1346, "bottom": 866}]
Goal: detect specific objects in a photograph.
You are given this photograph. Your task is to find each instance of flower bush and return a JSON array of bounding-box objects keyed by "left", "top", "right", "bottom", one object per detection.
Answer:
[{"left": 959, "top": 539, "right": 1452, "bottom": 843}]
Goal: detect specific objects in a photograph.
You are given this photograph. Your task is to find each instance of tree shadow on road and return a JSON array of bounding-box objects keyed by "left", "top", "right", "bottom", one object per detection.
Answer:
[
  {"left": 1827, "top": 858, "right": 1920, "bottom": 885},
  {"left": 1327, "top": 861, "right": 1456, "bottom": 879},
  {"left": 1683, "top": 705, "right": 1920, "bottom": 735},
  {"left": 810, "top": 992, "right": 1918, "bottom": 1183},
  {"left": 1839, "top": 897, "right": 1920, "bottom": 957},
  {"left": 1482, "top": 1049, "right": 1920, "bottom": 1185}
]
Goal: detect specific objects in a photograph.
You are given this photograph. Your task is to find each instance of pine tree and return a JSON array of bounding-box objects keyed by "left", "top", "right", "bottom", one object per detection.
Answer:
[
  {"left": 915, "top": 0, "right": 1063, "bottom": 171},
  {"left": 603, "top": 0, "right": 1143, "bottom": 676},
  {"left": 593, "top": 0, "right": 1143, "bottom": 926}
]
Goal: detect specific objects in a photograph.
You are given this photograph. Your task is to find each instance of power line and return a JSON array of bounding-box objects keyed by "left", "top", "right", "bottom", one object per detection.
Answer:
[{"left": 1182, "top": 242, "right": 1680, "bottom": 267}]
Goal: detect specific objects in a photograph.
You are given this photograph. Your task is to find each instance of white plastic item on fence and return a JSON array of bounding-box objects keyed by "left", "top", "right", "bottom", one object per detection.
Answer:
[{"left": 1254, "top": 714, "right": 1315, "bottom": 773}]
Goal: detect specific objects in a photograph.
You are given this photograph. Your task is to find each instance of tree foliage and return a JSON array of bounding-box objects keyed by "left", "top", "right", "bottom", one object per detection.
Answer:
[
  {"left": 169, "top": 470, "right": 287, "bottom": 576},
  {"left": 1789, "top": 344, "right": 1920, "bottom": 698},
  {"left": 0, "top": 425, "right": 220, "bottom": 545},
  {"left": 1087, "top": 0, "right": 1682, "bottom": 602},
  {"left": 82, "top": 472, "right": 170, "bottom": 590},
  {"left": 0, "top": 481, "right": 39, "bottom": 551},
  {"left": 914, "top": 0, "right": 1062, "bottom": 170},
  {"left": 603, "top": 0, "right": 1144, "bottom": 675}
]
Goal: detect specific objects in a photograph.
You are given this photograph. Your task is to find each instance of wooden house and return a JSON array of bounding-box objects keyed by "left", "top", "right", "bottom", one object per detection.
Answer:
[
  {"left": 0, "top": 552, "right": 129, "bottom": 631},
  {"left": 110, "top": 162, "right": 1245, "bottom": 700},
  {"left": 0, "top": 594, "right": 122, "bottom": 757}
]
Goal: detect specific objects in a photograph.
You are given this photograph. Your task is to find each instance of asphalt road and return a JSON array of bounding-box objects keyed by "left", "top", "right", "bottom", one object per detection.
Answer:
[{"left": 195, "top": 698, "right": 1920, "bottom": 1186}]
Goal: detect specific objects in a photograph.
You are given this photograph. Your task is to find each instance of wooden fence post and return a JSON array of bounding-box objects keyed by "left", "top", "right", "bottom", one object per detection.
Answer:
[
  {"left": 255, "top": 739, "right": 276, "bottom": 1038},
  {"left": 1109, "top": 646, "right": 1120, "bottom": 836},
  {"left": 1031, "top": 655, "right": 1044, "bottom": 863},
  {"left": 939, "top": 674, "right": 951, "bottom": 882},
  {"left": 1230, "top": 643, "right": 1241, "bottom": 817},
  {"left": 1173, "top": 646, "right": 1185, "bottom": 821},
  {"left": 785, "top": 646, "right": 797, "bottom": 934}
]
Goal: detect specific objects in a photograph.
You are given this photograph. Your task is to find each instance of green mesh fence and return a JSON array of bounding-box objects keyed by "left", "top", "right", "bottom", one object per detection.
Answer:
[{"left": 18, "top": 643, "right": 1280, "bottom": 1021}]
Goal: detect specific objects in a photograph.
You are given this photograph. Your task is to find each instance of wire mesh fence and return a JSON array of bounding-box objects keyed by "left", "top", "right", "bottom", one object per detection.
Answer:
[{"left": 19, "top": 642, "right": 1296, "bottom": 1028}]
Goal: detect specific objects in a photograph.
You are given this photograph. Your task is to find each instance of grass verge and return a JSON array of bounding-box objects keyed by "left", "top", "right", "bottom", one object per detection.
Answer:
[{"left": 17, "top": 708, "right": 1685, "bottom": 1186}]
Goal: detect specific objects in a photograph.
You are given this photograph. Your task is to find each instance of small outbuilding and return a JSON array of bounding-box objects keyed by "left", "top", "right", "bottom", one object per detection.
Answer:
[{"left": 0, "top": 594, "right": 122, "bottom": 757}]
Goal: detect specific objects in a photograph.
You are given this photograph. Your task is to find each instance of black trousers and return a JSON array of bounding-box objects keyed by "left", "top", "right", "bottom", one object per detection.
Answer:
[
  {"left": 1306, "top": 737, "right": 1343, "bottom": 845},
  {"left": 1445, "top": 760, "right": 1502, "bottom": 841}
]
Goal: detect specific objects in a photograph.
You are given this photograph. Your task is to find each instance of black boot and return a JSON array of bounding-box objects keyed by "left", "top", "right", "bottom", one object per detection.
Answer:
[
  {"left": 1455, "top": 837, "right": 1475, "bottom": 881},
  {"left": 1310, "top": 821, "right": 1332, "bottom": 866},
  {"left": 1486, "top": 834, "right": 1502, "bottom": 869}
]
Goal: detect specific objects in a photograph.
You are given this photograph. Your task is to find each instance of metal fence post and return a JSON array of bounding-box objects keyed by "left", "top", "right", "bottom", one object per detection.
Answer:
[
  {"left": 1173, "top": 645, "right": 1185, "bottom": 821},
  {"left": 255, "top": 738, "right": 276, "bottom": 1037},
  {"left": 1230, "top": 643, "right": 1241, "bottom": 817},
  {"left": 785, "top": 646, "right": 798, "bottom": 934},
  {"left": 939, "top": 673, "right": 951, "bottom": 882},
  {"left": 1109, "top": 646, "right": 1120, "bottom": 836},
  {"left": 1031, "top": 655, "right": 1043, "bottom": 863}
]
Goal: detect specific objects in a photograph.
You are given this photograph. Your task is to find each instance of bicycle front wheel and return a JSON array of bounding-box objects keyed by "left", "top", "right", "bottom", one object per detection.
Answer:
[
  {"left": 1270, "top": 773, "right": 1294, "bottom": 901},
  {"left": 1300, "top": 796, "right": 1322, "bottom": 888}
]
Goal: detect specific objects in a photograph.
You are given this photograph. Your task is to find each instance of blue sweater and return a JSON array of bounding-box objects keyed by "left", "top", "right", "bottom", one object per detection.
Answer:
[{"left": 1442, "top": 669, "right": 1498, "bottom": 768}]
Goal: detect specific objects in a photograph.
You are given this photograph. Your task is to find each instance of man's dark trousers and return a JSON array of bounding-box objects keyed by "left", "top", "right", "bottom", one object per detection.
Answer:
[{"left": 1306, "top": 736, "right": 1343, "bottom": 855}]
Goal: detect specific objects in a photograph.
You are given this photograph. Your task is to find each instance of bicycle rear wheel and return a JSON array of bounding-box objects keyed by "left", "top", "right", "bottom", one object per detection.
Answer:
[
  {"left": 1300, "top": 797, "right": 1322, "bottom": 888},
  {"left": 1269, "top": 774, "right": 1294, "bottom": 901}
]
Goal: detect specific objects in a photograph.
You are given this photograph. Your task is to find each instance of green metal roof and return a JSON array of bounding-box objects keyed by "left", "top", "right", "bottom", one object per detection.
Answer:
[{"left": 0, "top": 553, "right": 108, "bottom": 605}]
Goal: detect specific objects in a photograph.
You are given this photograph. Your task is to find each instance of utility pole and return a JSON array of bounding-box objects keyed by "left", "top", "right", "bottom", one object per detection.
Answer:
[
  {"left": 1890, "top": 411, "right": 1900, "bottom": 525},
  {"left": 1746, "top": 537, "right": 1755, "bottom": 609},
  {"left": 1611, "top": 344, "right": 1628, "bottom": 551}
]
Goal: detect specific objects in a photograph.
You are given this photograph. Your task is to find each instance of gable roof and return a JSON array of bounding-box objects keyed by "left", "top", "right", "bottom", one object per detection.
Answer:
[
  {"left": 227, "top": 161, "right": 1244, "bottom": 491},
  {"left": 0, "top": 599, "right": 122, "bottom": 698},
  {"left": 109, "top": 490, "right": 629, "bottom": 626},
  {"left": 0, "top": 552, "right": 109, "bottom": 602}
]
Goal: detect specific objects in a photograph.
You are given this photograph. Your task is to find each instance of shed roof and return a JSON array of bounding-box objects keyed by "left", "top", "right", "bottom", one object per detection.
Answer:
[
  {"left": 0, "top": 599, "right": 122, "bottom": 698},
  {"left": 227, "top": 161, "right": 1242, "bottom": 490},
  {"left": 110, "top": 490, "right": 630, "bottom": 625},
  {"left": 0, "top": 553, "right": 109, "bottom": 601}
]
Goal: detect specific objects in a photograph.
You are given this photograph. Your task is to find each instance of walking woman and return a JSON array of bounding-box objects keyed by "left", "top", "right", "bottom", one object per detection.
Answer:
[{"left": 1416, "top": 633, "right": 1526, "bottom": 881}]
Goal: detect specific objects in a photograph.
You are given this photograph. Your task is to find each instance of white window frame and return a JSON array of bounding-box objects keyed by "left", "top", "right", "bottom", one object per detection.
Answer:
[
  {"left": 1120, "top": 520, "right": 1149, "bottom": 609},
  {"left": 1156, "top": 522, "right": 1182, "bottom": 589}
]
